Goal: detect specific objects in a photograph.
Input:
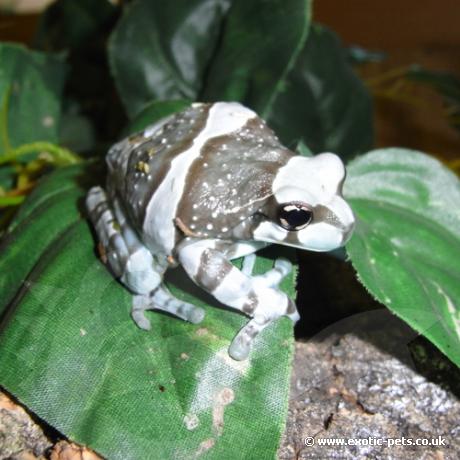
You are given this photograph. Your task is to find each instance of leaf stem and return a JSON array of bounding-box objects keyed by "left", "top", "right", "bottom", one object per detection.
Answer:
[
  {"left": 0, "top": 85, "right": 12, "bottom": 154},
  {"left": 0, "top": 141, "right": 81, "bottom": 166},
  {"left": 0, "top": 195, "right": 24, "bottom": 207}
]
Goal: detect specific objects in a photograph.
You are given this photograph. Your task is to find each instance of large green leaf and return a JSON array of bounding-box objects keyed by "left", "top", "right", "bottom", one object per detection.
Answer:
[
  {"left": 201, "top": 0, "right": 311, "bottom": 117},
  {"left": 0, "top": 43, "right": 66, "bottom": 150},
  {"left": 268, "top": 24, "right": 373, "bottom": 157},
  {"left": 345, "top": 148, "right": 460, "bottom": 366},
  {"left": 108, "top": 0, "right": 232, "bottom": 118},
  {"left": 0, "top": 164, "right": 296, "bottom": 459}
]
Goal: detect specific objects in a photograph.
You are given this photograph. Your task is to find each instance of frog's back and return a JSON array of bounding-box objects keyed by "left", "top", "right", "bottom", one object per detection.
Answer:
[
  {"left": 106, "top": 103, "right": 212, "bottom": 229},
  {"left": 107, "top": 102, "right": 294, "bottom": 255}
]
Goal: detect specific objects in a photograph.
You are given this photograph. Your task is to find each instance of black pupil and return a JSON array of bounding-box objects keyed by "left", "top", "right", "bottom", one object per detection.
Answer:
[{"left": 279, "top": 206, "right": 312, "bottom": 230}]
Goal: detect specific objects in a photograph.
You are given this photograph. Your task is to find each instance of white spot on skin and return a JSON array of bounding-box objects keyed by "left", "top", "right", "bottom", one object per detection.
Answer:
[
  {"left": 207, "top": 224, "right": 213, "bottom": 230},
  {"left": 183, "top": 413, "right": 200, "bottom": 431},
  {"left": 192, "top": 216, "right": 198, "bottom": 221},
  {"left": 143, "top": 102, "right": 256, "bottom": 253},
  {"left": 193, "top": 204, "right": 198, "bottom": 209},
  {"left": 222, "top": 227, "right": 228, "bottom": 232}
]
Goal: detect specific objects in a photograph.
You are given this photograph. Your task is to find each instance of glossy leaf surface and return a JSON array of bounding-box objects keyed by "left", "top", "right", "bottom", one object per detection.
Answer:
[
  {"left": 0, "top": 165, "right": 296, "bottom": 459},
  {"left": 201, "top": 0, "right": 311, "bottom": 117},
  {"left": 345, "top": 148, "right": 460, "bottom": 366},
  {"left": 268, "top": 24, "right": 373, "bottom": 157},
  {"left": 109, "top": 0, "right": 232, "bottom": 117}
]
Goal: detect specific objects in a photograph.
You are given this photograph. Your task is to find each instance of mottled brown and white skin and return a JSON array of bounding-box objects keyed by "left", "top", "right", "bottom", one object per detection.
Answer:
[{"left": 86, "top": 102, "right": 355, "bottom": 360}]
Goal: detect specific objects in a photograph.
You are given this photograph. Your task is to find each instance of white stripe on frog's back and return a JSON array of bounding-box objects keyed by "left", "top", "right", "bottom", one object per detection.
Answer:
[{"left": 143, "top": 102, "right": 257, "bottom": 255}]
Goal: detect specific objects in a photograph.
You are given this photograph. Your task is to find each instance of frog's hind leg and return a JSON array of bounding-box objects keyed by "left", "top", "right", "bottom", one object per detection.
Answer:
[
  {"left": 86, "top": 186, "right": 163, "bottom": 295},
  {"left": 86, "top": 186, "right": 204, "bottom": 330}
]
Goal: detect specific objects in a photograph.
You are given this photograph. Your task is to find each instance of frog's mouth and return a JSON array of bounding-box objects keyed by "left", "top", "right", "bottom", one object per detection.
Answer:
[{"left": 252, "top": 221, "right": 349, "bottom": 251}]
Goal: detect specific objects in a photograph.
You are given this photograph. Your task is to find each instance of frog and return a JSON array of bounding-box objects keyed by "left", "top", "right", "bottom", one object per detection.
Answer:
[{"left": 86, "top": 102, "right": 355, "bottom": 360}]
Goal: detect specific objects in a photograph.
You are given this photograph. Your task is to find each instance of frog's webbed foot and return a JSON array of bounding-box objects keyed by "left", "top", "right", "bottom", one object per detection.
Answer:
[{"left": 132, "top": 285, "right": 205, "bottom": 330}]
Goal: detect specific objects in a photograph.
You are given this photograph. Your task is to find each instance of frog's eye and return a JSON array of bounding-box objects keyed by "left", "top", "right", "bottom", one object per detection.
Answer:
[{"left": 278, "top": 203, "right": 313, "bottom": 231}]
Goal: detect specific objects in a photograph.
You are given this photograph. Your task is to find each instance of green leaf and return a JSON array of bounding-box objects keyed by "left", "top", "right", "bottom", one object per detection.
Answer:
[
  {"left": 0, "top": 164, "right": 296, "bottom": 459},
  {"left": 0, "top": 43, "right": 66, "bottom": 150},
  {"left": 345, "top": 148, "right": 460, "bottom": 367},
  {"left": 202, "top": 0, "right": 311, "bottom": 118},
  {"left": 296, "top": 140, "right": 313, "bottom": 157},
  {"left": 267, "top": 24, "right": 373, "bottom": 157},
  {"left": 59, "top": 111, "right": 95, "bottom": 153},
  {"left": 125, "top": 99, "right": 192, "bottom": 134},
  {"left": 109, "top": 0, "right": 232, "bottom": 118}
]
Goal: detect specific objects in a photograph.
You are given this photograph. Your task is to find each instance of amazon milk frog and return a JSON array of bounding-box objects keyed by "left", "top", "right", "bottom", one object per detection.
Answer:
[{"left": 86, "top": 102, "right": 355, "bottom": 360}]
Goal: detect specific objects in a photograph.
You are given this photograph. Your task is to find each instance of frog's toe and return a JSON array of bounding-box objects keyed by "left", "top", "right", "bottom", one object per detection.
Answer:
[
  {"left": 228, "top": 336, "right": 251, "bottom": 361},
  {"left": 274, "top": 257, "right": 292, "bottom": 277},
  {"left": 180, "top": 304, "right": 205, "bottom": 324},
  {"left": 228, "top": 316, "right": 270, "bottom": 361},
  {"left": 254, "top": 257, "right": 293, "bottom": 288},
  {"left": 132, "top": 295, "right": 152, "bottom": 330}
]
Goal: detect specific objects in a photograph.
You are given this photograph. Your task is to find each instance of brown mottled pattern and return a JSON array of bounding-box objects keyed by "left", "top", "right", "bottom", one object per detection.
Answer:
[
  {"left": 106, "top": 104, "right": 211, "bottom": 230},
  {"left": 195, "top": 249, "right": 233, "bottom": 292},
  {"left": 313, "top": 204, "right": 346, "bottom": 229},
  {"left": 241, "top": 291, "right": 258, "bottom": 314},
  {"left": 176, "top": 116, "right": 295, "bottom": 240}
]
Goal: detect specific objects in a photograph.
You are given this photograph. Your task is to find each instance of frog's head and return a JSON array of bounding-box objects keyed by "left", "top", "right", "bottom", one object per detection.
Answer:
[{"left": 252, "top": 153, "right": 355, "bottom": 252}]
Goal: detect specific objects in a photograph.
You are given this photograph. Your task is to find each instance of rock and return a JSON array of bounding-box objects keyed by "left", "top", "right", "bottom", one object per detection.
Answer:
[
  {"left": 279, "top": 309, "right": 460, "bottom": 459},
  {"left": 0, "top": 392, "right": 50, "bottom": 460}
]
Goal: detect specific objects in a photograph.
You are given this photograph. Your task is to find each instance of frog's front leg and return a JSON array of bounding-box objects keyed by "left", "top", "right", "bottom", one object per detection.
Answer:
[{"left": 178, "top": 239, "right": 300, "bottom": 360}]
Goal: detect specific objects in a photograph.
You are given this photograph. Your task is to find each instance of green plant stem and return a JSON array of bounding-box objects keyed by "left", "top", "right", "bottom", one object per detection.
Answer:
[
  {"left": 0, "top": 141, "right": 81, "bottom": 166},
  {"left": 0, "top": 195, "right": 24, "bottom": 207}
]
